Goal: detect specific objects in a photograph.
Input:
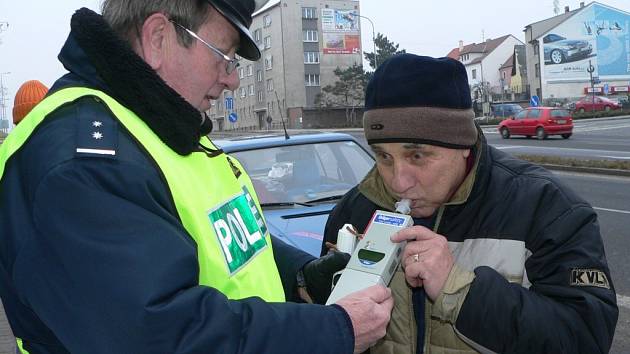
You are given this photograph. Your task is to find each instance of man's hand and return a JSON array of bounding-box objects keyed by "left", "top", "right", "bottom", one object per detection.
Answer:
[
  {"left": 302, "top": 250, "right": 351, "bottom": 304},
  {"left": 391, "top": 225, "right": 454, "bottom": 301},
  {"left": 335, "top": 285, "right": 394, "bottom": 354}
]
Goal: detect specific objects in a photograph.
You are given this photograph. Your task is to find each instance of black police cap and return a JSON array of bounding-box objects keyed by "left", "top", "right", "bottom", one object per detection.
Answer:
[{"left": 208, "top": 0, "right": 268, "bottom": 61}]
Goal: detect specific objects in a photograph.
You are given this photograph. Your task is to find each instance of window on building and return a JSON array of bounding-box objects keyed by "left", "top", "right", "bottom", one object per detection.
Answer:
[
  {"left": 502, "top": 71, "right": 506, "bottom": 79},
  {"left": 302, "top": 7, "right": 316, "bottom": 19},
  {"left": 533, "top": 44, "right": 539, "bottom": 55},
  {"left": 258, "top": 90, "right": 263, "bottom": 103},
  {"left": 257, "top": 70, "right": 263, "bottom": 82},
  {"left": 264, "top": 36, "right": 271, "bottom": 49},
  {"left": 267, "top": 79, "right": 274, "bottom": 92},
  {"left": 472, "top": 69, "right": 477, "bottom": 80},
  {"left": 305, "top": 74, "right": 320, "bottom": 86},
  {"left": 240, "top": 87, "right": 246, "bottom": 98},
  {"left": 254, "top": 29, "right": 262, "bottom": 43},
  {"left": 265, "top": 55, "right": 273, "bottom": 70},
  {"left": 303, "top": 30, "right": 318, "bottom": 42},
  {"left": 263, "top": 14, "right": 271, "bottom": 27},
  {"left": 247, "top": 65, "right": 253, "bottom": 76},
  {"left": 535, "top": 63, "right": 540, "bottom": 78},
  {"left": 249, "top": 84, "right": 254, "bottom": 96},
  {"left": 304, "top": 51, "right": 320, "bottom": 64},
  {"left": 238, "top": 67, "right": 245, "bottom": 79}
]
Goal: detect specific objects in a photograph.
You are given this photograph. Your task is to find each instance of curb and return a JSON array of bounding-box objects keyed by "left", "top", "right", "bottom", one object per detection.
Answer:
[{"left": 536, "top": 163, "right": 630, "bottom": 177}]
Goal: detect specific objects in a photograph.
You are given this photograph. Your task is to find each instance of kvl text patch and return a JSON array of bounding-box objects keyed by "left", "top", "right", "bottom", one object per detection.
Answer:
[{"left": 569, "top": 268, "right": 610, "bottom": 289}]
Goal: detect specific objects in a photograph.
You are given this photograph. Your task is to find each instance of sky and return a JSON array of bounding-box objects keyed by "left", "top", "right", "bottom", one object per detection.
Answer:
[{"left": 0, "top": 0, "right": 629, "bottom": 127}]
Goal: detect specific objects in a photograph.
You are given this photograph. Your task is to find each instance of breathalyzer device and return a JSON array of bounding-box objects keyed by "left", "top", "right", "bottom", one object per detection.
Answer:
[{"left": 326, "top": 209, "right": 413, "bottom": 305}]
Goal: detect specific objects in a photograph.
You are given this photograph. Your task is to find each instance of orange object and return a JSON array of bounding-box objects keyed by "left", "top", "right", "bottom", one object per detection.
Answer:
[{"left": 12, "top": 80, "right": 49, "bottom": 125}]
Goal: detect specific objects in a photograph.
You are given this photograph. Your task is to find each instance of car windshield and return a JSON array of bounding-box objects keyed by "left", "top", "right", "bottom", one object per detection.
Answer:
[{"left": 229, "top": 140, "right": 374, "bottom": 205}]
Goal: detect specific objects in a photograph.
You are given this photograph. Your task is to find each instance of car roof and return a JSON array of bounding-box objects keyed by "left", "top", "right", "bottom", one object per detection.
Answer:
[
  {"left": 525, "top": 106, "right": 568, "bottom": 110},
  {"left": 212, "top": 131, "right": 361, "bottom": 153}
]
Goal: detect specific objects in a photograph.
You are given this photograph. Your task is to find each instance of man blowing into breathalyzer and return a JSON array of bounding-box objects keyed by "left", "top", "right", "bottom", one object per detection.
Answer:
[{"left": 323, "top": 53, "right": 617, "bottom": 354}]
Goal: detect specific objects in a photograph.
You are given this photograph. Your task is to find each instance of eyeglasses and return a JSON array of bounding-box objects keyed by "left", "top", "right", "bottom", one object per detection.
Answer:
[{"left": 169, "top": 19, "right": 240, "bottom": 75}]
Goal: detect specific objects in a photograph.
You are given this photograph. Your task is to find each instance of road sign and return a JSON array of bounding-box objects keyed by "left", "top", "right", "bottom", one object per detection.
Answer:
[
  {"left": 530, "top": 95, "right": 539, "bottom": 107},
  {"left": 603, "top": 83, "right": 609, "bottom": 95},
  {"left": 225, "top": 97, "right": 233, "bottom": 110},
  {"left": 228, "top": 112, "right": 238, "bottom": 123}
]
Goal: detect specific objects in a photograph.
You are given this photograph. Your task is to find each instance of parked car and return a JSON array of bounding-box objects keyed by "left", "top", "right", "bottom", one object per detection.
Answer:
[
  {"left": 490, "top": 103, "right": 523, "bottom": 119},
  {"left": 498, "top": 107, "right": 573, "bottom": 140},
  {"left": 543, "top": 33, "right": 592, "bottom": 64},
  {"left": 574, "top": 96, "right": 622, "bottom": 112},
  {"left": 214, "top": 132, "right": 375, "bottom": 256}
]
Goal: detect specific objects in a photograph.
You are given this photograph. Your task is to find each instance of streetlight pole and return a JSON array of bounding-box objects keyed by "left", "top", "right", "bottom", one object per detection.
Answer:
[
  {"left": 0, "top": 72, "right": 11, "bottom": 134},
  {"left": 353, "top": 14, "right": 377, "bottom": 68},
  {"left": 587, "top": 60, "right": 595, "bottom": 115}
]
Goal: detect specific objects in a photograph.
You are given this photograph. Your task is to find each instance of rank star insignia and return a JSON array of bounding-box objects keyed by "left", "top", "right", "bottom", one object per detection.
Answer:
[
  {"left": 92, "top": 121, "right": 103, "bottom": 127},
  {"left": 92, "top": 131, "right": 103, "bottom": 140}
]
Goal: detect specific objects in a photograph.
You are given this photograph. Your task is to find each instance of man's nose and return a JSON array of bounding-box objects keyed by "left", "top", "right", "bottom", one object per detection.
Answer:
[
  {"left": 221, "top": 68, "right": 240, "bottom": 91},
  {"left": 389, "top": 161, "right": 415, "bottom": 194}
]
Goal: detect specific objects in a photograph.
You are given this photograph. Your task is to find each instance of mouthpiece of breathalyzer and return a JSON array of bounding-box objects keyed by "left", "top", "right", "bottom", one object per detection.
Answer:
[{"left": 394, "top": 199, "right": 411, "bottom": 215}]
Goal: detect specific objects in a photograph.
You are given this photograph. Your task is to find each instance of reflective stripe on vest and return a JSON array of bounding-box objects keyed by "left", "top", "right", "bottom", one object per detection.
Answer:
[{"left": 0, "top": 87, "right": 285, "bottom": 304}]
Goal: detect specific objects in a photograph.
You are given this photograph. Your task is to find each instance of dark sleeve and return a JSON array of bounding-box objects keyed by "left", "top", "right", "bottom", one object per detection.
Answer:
[
  {"left": 271, "top": 236, "right": 315, "bottom": 301},
  {"left": 456, "top": 204, "right": 618, "bottom": 354},
  {"left": 16, "top": 159, "right": 354, "bottom": 354}
]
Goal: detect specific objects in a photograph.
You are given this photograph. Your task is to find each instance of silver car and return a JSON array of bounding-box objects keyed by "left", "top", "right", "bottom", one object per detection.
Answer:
[{"left": 543, "top": 33, "right": 592, "bottom": 64}]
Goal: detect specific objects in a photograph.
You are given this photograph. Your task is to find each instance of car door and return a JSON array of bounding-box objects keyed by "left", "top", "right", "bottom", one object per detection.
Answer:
[
  {"left": 524, "top": 108, "right": 542, "bottom": 135},
  {"left": 509, "top": 109, "right": 528, "bottom": 134}
]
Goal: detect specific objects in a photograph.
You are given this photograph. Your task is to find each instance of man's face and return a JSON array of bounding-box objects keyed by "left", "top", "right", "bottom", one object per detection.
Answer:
[
  {"left": 158, "top": 9, "right": 240, "bottom": 112},
  {"left": 371, "top": 143, "right": 471, "bottom": 218}
]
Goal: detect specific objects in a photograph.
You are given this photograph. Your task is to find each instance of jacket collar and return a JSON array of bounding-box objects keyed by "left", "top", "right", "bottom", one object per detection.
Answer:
[
  {"left": 55, "top": 8, "right": 212, "bottom": 155},
  {"left": 358, "top": 127, "right": 486, "bottom": 211}
]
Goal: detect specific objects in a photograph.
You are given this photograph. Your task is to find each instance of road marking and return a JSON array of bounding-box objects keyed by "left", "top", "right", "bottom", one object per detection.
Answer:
[
  {"left": 575, "top": 123, "right": 630, "bottom": 132},
  {"left": 618, "top": 294, "right": 630, "bottom": 310},
  {"left": 597, "top": 156, "right": 630, "bottom": 160},
  {"left": 493, "top": 145, "right": 524, "bottom": 150},
  {"left": 593, "top": 207, "right": 630, "bottom": 215}
]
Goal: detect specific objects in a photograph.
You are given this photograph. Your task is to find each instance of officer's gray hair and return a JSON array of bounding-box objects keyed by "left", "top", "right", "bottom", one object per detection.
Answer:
[{"left": 102, "top": 0, "right": 217, "bottom": 47}]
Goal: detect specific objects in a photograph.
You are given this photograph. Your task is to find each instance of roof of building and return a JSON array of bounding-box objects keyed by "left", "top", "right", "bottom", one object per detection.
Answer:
[
  {"left": 500, "top": 54, "right": 514, "bottom": 70},
  {"left": 524, "top": 3, "right": 586, "bottom": 40},
  {"left": 446, "top": 35, "right": 516, "bottom": 65},
  {"left": 512, "top": 45, "right": 527, "bottom": 77},
  {"left": 446, "top": 47, "right": 460, "bottom": 60}
]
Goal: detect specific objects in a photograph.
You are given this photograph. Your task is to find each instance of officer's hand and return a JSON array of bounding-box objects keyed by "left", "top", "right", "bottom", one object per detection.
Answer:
[
  {"left": 335, "top": 285, "right": 394, "bottom": 353},
  {"left": 302, "top": 250, "right": 351, "bottom": 304}
]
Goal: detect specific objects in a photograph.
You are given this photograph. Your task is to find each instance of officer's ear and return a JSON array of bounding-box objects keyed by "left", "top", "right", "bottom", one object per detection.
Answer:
[{"left": 137, "top": 13, "right": 170, "bottom": 70}]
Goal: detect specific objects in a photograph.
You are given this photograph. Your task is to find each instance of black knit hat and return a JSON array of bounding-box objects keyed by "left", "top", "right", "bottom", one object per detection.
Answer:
[
  {"left": 208, "top": 0, "right": 268, "bottom": 61},
  {"left": 363, "top": 54, "right": 477, "bottom": 148}
]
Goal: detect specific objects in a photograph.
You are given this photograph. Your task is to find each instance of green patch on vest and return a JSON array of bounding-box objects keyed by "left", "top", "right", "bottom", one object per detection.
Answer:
[{"left": 209, "top": 187, "right": 268, "bottom": 275}]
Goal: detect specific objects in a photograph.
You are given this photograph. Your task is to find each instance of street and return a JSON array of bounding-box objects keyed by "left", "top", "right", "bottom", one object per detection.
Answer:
[
  {"left": 557, "top": 171, "right": 630, "bottom": 353},
  {"left": 482, "top": 116, "right": 630, "bottom": 160}
]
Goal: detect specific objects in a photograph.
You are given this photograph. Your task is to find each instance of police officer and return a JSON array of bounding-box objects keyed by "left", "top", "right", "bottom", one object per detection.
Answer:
[{"left": 0, "top": 1, "right": 392, "bottom": 353}]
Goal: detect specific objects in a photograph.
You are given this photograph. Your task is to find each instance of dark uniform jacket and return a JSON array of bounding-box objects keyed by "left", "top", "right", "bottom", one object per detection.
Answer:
[
  {"left": 0, "top": 9, "right": 354, "bottom": 354},
  {"left": 323, "top": 133, "right": 618, "bottom": 353}
]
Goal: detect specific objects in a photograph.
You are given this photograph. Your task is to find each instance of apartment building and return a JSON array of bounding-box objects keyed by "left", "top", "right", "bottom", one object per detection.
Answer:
[{"left": 207, "top": 0, "right": 362, "bottom": 131}]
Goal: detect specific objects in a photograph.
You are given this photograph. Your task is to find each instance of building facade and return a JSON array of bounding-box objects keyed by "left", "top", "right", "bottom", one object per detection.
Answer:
[
  {"left": 207, "top": 0, "right": 363, "bottom": 131},
  {"left": 524, "top": 2, "right": 630, "bottom": 103}
]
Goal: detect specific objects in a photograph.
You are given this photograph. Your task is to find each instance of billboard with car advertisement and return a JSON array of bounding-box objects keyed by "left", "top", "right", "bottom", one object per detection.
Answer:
[
  {"left": 321, "top": 8, "right": 361, "bottom": 54},
  {"left": 542, "top": 3, "right": 630, "bottom": 81}
]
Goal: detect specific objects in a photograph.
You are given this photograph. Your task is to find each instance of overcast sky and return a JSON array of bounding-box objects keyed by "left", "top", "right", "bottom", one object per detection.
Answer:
[{"left": 0, "top": 0, "right": 628, "bottom": 126}]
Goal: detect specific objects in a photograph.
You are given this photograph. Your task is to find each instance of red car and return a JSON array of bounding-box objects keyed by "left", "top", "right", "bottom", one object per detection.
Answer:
[
  {"left": 498, "top": 107, "right": 573, "bottom": 140},
  {"left": 574, "top": 96, "right": 621, "bottom": 113}
]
